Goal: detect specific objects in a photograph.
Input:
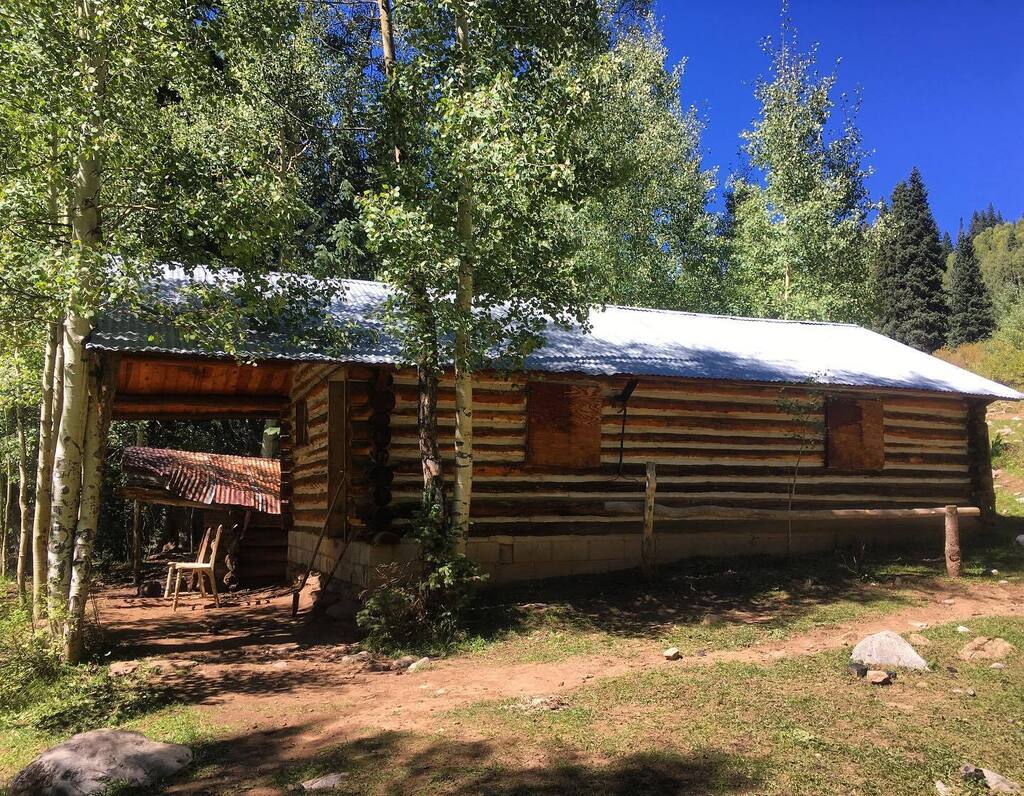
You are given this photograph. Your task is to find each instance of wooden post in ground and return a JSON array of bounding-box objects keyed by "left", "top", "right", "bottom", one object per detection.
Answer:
[
  {"left": 642, "top": 461, "right": 657, "bottom": 578},
  {"left": 944, "top": 504, "right": 961, "bottom": 578}
]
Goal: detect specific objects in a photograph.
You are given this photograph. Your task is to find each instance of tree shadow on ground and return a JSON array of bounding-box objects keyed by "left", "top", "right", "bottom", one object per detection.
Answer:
[
  {"left": 465, "top": 524, "right": 1024, "bottom": 646},
  {"left": 162, "top": 725, "right": 764, "bottom": 795}
]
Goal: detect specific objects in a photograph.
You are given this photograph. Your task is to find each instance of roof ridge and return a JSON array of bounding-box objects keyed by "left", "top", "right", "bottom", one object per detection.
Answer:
[{"left": 599, "top": 302, "right": 859, "bottom": 327}]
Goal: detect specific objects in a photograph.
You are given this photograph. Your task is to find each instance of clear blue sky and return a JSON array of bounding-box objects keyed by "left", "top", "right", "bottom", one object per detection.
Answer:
[{"left": 654, "top": 0, "right": 1024, "bottom": 234}]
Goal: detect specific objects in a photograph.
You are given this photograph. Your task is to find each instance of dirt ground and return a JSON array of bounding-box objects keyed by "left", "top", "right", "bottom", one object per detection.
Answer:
[{"left": 93, "top": 569, "right": 1024, "bottom": 794}]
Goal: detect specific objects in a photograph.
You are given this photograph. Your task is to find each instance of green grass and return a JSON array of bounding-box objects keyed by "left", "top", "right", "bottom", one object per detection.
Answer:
[
  {"left": 0, "top": 587, "right": 216, "bottom": 781},
  {"left": 442, "top": 537, "right": 1024, "bottom": 667},
  {"left": 259, "top": 616, "right": 1024, "bottom": 794}
]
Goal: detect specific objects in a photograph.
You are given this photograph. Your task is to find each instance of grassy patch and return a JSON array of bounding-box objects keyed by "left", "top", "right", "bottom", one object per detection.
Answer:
[
  {"left": 259, "top": 616, "right": 1024, "bottom": 794},
  {"left": 0, "top": 588, "right": 215, "bottom": 781},
  {"left": 435, "top": 616, "right": 1024, "bottom": 795},
  {"left": 444, "top": 542, "right": 1024, "bottom": 666}
]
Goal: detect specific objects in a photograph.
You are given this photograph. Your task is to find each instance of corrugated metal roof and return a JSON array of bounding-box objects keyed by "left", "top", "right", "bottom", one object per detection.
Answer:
[
  {"left": 123, "top": 446, "right": 281, "bottom": 514},
  {"left": 89, "top": 265, "right": 1021, "bottom": 400}
]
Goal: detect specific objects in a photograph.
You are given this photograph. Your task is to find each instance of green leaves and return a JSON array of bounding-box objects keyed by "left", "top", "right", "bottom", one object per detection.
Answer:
[{"left": 725, "top": 30, "right": 874, "bottom": 323}]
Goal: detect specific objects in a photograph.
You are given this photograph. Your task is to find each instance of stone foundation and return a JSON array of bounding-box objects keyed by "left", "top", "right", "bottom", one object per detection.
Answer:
[{"left": 290, "top": 515, "right": 981, "bottom": 588}]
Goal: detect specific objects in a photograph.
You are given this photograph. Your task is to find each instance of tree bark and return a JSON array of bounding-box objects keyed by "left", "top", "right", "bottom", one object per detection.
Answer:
[
  {"left": 131, "top": 423, "right": 145, "bottom": 585},
  {"left": 48, "top": 315, "right": 93, "bottom": 620},
  {"left": 376, "top": 0, "right": 448, "bottom": 527},
  {"left": 451, "top": 8, "right": 474, "bottom": 551},
  {"left": 32, "top": 321, "right": 62, "bottom": 619},
  {"left": 49, "top": 0, "right": 105, "bottom": 628},
  {"left": 64, "top": 355, "right": 114, "bottom": 663},
  {"left": 1, "top": 452, "right": 10, "bottom": 580},
  {"left": 416, "top": 292, "right": 447, "bottom": 527},
  {"left": 15, "top": 408, "right": 32, "bottom": 603}
]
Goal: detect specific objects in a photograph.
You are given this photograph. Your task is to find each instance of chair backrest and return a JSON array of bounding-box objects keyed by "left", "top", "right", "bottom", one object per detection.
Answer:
[
  {"left": 195, "top": 527, "right": 212, "bottom": 565},
  {"left": 207, "top": 525, "right": 224, "bottom": 568}
]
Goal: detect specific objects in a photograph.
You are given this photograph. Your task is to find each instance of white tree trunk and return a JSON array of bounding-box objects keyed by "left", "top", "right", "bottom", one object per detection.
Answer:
[
  {"left": 47, "top": 315, "right": 92, "bottom": 621},
  {"left": 1, "top": 454, "right": 9, "bottom": 579},
  {"left": 451, "top": 9, "right": 474, "bottom": 551},
  {"left": 64, "top": 356, "right": 113, "bottom": 663},
  {"left": 50, "top": 0, "right": 105, "bottom": 630},
  {"left": 32, "top": 321, "right": 61, "bottom": 619},
  {"left": 15, "top": 408, "right": 32, "bottom": 602}
]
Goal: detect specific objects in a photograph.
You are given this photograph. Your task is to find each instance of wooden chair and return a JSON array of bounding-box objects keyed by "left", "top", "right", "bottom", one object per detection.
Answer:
[
  {"left": 164, "top": 527, "right": 210, "bottom": 598},
  {"left": 166, "top": 525, "right": 223, "bottom": 611}
]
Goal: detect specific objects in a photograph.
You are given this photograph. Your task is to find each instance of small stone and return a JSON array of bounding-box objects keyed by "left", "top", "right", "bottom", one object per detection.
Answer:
[
  {"left": 866, "top": 670, "right": 892, "bottom": 685},
  {"left": 1016, "top": 534, "right": 1024, "bottom": 547},
  {"left": 966, "top": 688, "right": 977, "bottom": 697},
  {"left": 935, "top": 780, "right": 951, "bottom": 795},
  {"left": 847, "top": 662, "right": 868, "bottom": 678},
  {"left": 663, "top": 647, "right": 682, "bottom": 661},
  {"left": 109, "top": 661, "right": 139, "bottom": 677},
  {"left": 908, "top": 633, "right": 931, "bottom": 647},
  {"left": 992, "top": 569, "right": 1000, "bottom": 576},
  {"left": 962, "top": 764, "right": 1022, "bottom": 794},
  {"left": 991, "top": 662, "right": 1007, "bottom": 670},
  {"left": 701, "top": 613, "right": 724, "bottom": 626},
  {"left": 407, "top": 656, "right": 431, "bottom": 673},
  {"left": 301, "top": 772, "right": 350, "bottom": 791},
  {"left": 392, "top": 655, "right": 418, "bottom": 670},
  {"left": 956, "top": 625, "right": 971, "bottom": 634},
  {"left": 960, "top": 637, "right": 1016, "bottom": 661},
  {"left": 942, "top": 599, "right": 956, "bottom": 606},
  {"left": 850, "top": 630, "right": 929, "bottom": 670},
  {"left": 984, "top": 769, "right": 1023, "bottom": 794}
]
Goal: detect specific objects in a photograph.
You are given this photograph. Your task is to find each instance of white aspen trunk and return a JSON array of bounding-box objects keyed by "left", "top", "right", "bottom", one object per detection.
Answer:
[
  {"left": 64, "top": 355, "right": 114, "bottom": 663},
  {"left": 15, "top": 408, "right": 32, "bottom": 602},
  {"left": 32, "top": 321, "right": 61, "bottom": 619},
  {"left": 1, "top": 454, "right": 9, "bottom": 579},
  {"left": 48, "top": 316, "right": 92, "bottom": 621},
  {"left": 451, "top": 8, "right": 474, "bottom": 551},
  {"left": 49, "top": 0, "right": 105, "bottom": 631},
  {"left": 130, "top": 423, "right": 144, "bottom": 584}
]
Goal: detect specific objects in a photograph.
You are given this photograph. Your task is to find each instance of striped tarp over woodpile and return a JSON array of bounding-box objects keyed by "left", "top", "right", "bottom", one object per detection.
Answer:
[{"left": 122, "top": 446, "right": 281, "bottom": 514}]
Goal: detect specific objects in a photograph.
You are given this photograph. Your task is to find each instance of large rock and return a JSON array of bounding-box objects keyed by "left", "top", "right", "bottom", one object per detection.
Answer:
[
  {"left": 9, "top": 729, "right": 192, "bottom": 796},
  {"left": 850, "top": 631, "right": 929, "bottom": 670},
  {"left": 959, "top": 637, "right": 1016, "bottom": 661}
]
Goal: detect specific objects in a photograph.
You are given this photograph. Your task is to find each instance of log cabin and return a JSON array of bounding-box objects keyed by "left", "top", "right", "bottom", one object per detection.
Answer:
[{"left": 87, "top": 267, "right": 1021, "bottom": 588}]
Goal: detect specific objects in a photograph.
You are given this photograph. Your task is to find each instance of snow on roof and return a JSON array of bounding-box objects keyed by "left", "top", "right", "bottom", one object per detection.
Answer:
[{"left": 88, "top": 266, "right": 1021, "bottom": 400}]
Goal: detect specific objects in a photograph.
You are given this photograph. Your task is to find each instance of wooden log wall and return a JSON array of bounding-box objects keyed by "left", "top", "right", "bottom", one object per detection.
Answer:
[
  {"left": 385, "top": 373, "right": 977, "bottom": 538},
  {"left": 288, "top": 363, "right": 387, "bottom": 547}
]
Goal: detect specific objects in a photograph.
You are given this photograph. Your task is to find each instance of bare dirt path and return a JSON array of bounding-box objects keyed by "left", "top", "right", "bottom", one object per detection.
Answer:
[{"left": 95, "top": 576, "right": 1024, "bottom": 793}]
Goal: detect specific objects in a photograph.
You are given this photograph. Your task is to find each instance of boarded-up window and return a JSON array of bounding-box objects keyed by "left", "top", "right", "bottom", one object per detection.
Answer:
[
  {"left": 526, "top": 382, "right": 602, "bottom": 468},
  {"left": 294, "top": 398, "right": 309, "bottom": 446},
  {"left": 826, "top": 397, "right": 884, "bottom": 471}
]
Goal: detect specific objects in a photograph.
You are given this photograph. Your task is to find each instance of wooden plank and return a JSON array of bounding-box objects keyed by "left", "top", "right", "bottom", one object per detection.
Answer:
[
  {"left": 826, "top": 397, "right": 884, "bottom": 471},
  {"left": 642, "top": 462, "right": 656, "bottom": 577},
  {"left": 604, "top": 502, "right": 982, "bottom": 521}
]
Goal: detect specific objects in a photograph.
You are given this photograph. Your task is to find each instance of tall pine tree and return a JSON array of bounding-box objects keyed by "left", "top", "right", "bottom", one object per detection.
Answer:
[
  {"left": 873, "top": 168, "right": 948, "bottom": 352},
  {"left": 948, "top": 231, "right": 995, "bottom": 346}
]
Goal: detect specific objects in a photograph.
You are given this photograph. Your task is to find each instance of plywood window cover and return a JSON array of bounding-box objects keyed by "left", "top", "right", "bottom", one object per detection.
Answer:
[
  {"left": 526, "top": 381, "right": 602, "bottom": 469},
  {"left": 826, "top": 396, "right": 884, "bottom": 472}
]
